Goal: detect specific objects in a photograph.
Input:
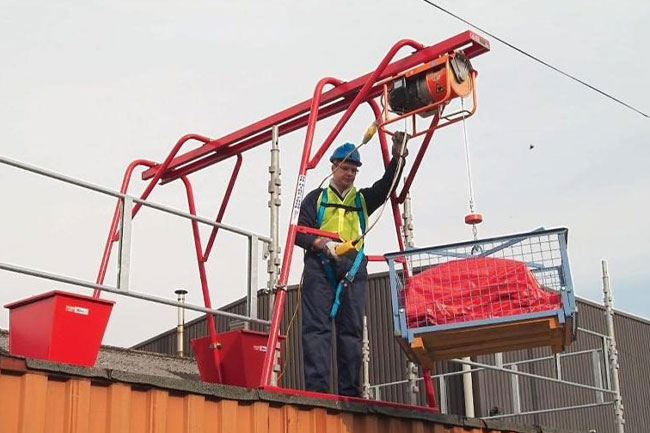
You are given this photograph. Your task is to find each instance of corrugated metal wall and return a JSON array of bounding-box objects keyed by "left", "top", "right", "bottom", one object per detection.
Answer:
[
  {"left": 0, "top": 366, "right": 563, "bottom": 433},
  {"left": 135, "top": 274, "right": 648, "bottom": 432}
]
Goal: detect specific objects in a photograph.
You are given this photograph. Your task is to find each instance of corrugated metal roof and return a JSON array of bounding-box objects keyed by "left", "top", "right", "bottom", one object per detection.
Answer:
[{"left": 0, "top": 328, "right": 199, "bottom": 381}]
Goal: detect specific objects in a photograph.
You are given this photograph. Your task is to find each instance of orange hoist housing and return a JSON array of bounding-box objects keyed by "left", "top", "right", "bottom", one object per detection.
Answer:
[{"left": 381, "top": 51, "right": 477, "bottom": 139}]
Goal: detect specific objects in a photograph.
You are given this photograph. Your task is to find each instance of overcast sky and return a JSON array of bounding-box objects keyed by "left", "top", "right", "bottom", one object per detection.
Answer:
[{"left": 1, "top": 1, "right": 648, "bottom": 347}]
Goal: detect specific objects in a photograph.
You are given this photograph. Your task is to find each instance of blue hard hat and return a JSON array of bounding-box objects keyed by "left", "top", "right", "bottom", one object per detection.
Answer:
[{"left": 330, "top": 142, "right": 362, "bottom": 166}]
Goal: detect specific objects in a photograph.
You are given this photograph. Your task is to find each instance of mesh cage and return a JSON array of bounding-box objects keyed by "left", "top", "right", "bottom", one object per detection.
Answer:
[{"left": 385, "top": 228, "right": 575, "bottom": 342}]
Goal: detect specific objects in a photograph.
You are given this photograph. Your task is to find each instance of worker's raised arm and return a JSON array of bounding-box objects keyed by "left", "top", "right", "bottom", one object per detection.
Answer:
[
  {"left": 360, "top": 133, "right": 409, "bottom": 215},
  {"left": 360, "top": 156, "right": 406, "bottom": 215}
]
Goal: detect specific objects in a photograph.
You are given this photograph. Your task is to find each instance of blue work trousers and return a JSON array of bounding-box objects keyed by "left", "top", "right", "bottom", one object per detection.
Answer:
[{"left": 301, "top": 253, "right": 368, "bottom": 397}]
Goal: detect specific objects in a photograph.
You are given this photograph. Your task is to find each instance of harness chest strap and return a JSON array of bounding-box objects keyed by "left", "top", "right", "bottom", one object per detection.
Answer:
[{"left": 316, "top": 188, "right": 367, "bottom": 236}]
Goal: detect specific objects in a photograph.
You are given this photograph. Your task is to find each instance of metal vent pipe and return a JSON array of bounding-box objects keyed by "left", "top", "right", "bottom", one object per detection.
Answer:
[{"left": 175, "top": 289, "right": 188, "bottom": 357}]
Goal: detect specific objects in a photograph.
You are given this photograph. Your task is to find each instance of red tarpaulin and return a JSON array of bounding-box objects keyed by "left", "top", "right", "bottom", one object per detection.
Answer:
[{"left": 403, "top": 257, "right": 562, "bottom": 328}]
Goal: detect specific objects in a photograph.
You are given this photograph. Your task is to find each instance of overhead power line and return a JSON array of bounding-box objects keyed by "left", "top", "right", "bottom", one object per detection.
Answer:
[{"left": 420, "top": 0, "right": 649, "bottom": 119}]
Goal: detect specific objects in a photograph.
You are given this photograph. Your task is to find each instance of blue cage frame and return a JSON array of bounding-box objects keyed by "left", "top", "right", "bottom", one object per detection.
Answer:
[{"left": 384, "top": 227, "right": 576, "bottom": 345}]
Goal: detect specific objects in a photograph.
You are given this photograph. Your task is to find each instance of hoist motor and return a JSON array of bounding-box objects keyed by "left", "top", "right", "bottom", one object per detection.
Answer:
[{"left": 388, "top": 51, "right": 474, "bottom": 117}]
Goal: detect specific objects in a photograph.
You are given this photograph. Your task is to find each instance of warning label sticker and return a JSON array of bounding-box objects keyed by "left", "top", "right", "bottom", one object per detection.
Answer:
[
  {"left": 65, "top": 305, "right": 89, "bottom": 316},
  {"left": 290, "top": 175, "right": 306, "bottom": 225}
]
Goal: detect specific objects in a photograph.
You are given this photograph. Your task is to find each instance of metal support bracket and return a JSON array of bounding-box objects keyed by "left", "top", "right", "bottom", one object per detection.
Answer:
[
  {"left": 117, "top": 196, "right": 133, "bottom": 291},
  {"left": 246, "top": 235, "right": 259, "bottom": 329}
]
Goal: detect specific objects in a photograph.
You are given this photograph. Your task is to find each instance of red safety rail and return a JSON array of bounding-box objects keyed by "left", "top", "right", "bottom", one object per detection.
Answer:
[{"left": 97, "top": 30, "right": 490, "bottom": 409}]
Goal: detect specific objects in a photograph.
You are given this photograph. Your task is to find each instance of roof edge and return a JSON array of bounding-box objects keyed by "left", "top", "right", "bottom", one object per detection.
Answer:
[{"left": 0, "top": 350, "right": 584, "bottom": 433}]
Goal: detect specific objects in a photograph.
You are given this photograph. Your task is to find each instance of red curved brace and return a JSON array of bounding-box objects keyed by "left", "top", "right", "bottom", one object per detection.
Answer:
[
  {"left": 258, "top": 76, "right": 352, "bottom": 387},
  {"left": 179, "top": 175, "right": 223, "bottom": 383},
  {"left": 158, "top": 97, "right": 356, "bottom": 181},
  {"left": 304, "top": 77, "right": 344, "bottom": 168},
  {"left": 94, "top": 159, "right": 157, "bottom": 295}
]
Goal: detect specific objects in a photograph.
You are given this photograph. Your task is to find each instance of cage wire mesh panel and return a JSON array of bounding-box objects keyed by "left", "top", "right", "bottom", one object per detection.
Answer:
[{"left": 385, "top": 228, "right": 576, "bottom": 364}]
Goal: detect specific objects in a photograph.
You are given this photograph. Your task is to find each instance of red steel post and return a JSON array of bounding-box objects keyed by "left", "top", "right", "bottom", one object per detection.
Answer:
[
  {"left": 262, "top": 38, "right": 434, "bottom": 386},
  {"left": 370, "top": 100, "right": 406, "bottom": 255},
  {"left": 374, "top": 100, "right": 437, "bottom": 405},
  {"left": 423, "top": 370, "right": 438, "bottom": 409}
]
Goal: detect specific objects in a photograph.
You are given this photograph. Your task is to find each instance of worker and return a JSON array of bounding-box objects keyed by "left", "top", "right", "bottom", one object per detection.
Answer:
[{"left": 295, "top": 133, "right": 409, "bottom": 396}]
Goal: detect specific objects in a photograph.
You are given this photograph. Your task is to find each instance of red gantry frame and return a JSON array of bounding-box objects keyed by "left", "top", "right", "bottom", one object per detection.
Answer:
[{"left": 94, "top": 31, "right": 490, "bottom": 409}]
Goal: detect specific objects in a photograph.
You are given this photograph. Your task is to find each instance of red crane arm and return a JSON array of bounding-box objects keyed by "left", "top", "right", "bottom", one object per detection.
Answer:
[{"left": 141, "top": 31, "right": 489, "bottom": 183}]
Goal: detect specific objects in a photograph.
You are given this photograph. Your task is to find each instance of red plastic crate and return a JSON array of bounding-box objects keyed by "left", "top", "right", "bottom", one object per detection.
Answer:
[
  {"left": 191, "top": 329, "right": 284, "bottom": 388},
  {"left": 4, "top": 290, "right": 114, "bottom": 367}
]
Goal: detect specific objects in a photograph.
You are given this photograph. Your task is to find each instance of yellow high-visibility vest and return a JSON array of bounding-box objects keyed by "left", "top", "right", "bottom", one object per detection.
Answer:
[{"left": 316, "top": 186, "right": 368, "bottom": 251}]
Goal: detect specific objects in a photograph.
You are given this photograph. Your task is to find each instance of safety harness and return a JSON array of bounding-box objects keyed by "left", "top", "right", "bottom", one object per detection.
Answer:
[{"left": 316, "top": 188, "right": 366, "bottom": 318}]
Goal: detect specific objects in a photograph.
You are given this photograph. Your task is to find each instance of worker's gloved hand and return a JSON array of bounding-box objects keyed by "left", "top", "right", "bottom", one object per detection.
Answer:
[
  {"left": 392, "top": 131, "right": 410, "bottom": 159},
  {"left": 323, "top": 241, "right": 342, "bottom": 261}
]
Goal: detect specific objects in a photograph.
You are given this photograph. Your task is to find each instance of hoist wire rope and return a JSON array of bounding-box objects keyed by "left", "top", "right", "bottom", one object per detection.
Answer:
[
  {"left": 357, "top": 119, "right": 410, "bottom": 242},
  {"left": 460, "top": 97, "right": 475, "bottom": 214},
  {"left": 459, "top": 97, "right": 479, "bottom": 241}
]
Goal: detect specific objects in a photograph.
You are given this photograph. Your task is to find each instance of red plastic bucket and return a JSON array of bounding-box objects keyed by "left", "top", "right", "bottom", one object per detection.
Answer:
[
  {"left": 191, "top": 329, "right": 284, "bottom": 388},
  {"left": 4, "top": 290, "right": 114, "bottom": 367}
]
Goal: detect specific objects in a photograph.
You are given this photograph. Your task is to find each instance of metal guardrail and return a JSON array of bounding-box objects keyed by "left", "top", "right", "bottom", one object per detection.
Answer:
[
  {"left": 0, "top": 155, "right": 271, "bottom": 326},
  {"left": 368, "top": 319, "right": 618, "bottom": 422}
]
